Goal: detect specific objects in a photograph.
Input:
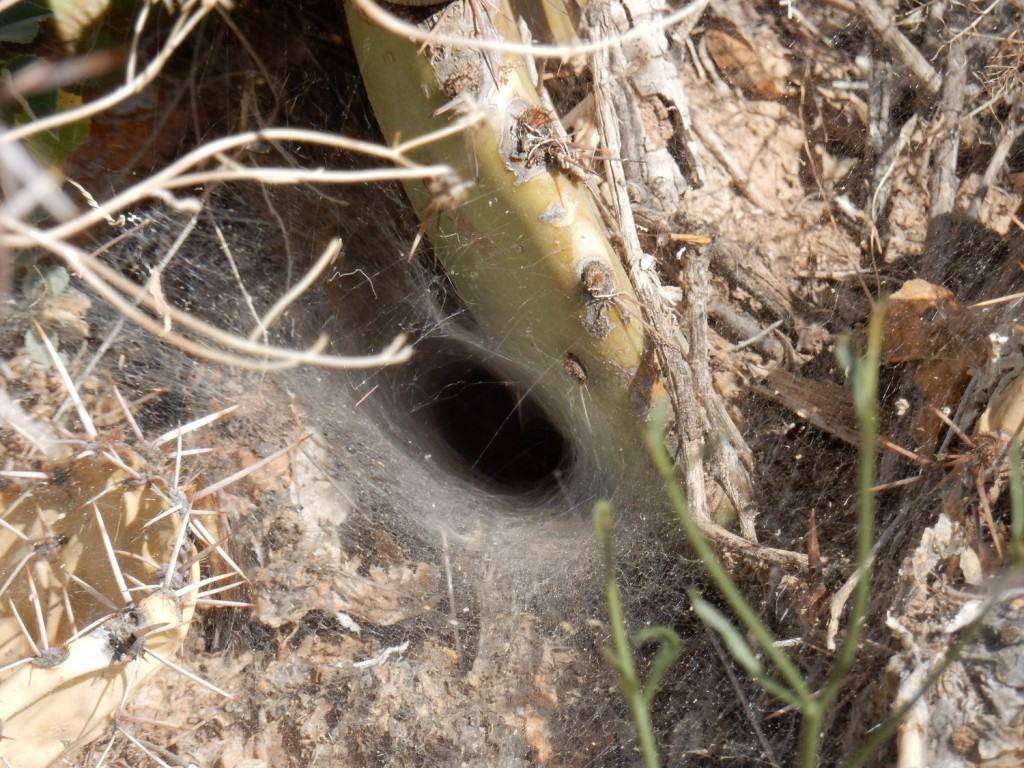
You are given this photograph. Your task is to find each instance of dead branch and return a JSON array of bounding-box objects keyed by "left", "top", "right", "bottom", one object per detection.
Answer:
[
  {"left": 824, "top": 0, "right": 942, "bottom": 95},
  {"left": 706, "top": 238, "right": 793, "bottom": 321},
  {"left": 684, "top": 247, "right": 756, "bottom": 533},
  {"left": 869, "top": 114, "right": 919, "bottom": 254},
  {"left": 924, "top": 39, "right": 968, "bottom": 283},
  {"left": 590, "top": 5, "right": 804, "bottom": 570},
  {"left": 1, "top": 120, "right": 480, "bottom": 250},
  {"left": 967, "top": 103, "right": 1023, "bottom": 220},
  {"left": 591, "top": 23, "right": 712, "bottom": 527}
]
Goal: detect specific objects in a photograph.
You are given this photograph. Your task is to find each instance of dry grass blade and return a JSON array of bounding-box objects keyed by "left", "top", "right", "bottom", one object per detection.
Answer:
[
  {"left": 349, "top": 0, "right": 707, "bottom": 58},
  {"left": 971, "top": 291, "right": 1024, "bottom": 308}
]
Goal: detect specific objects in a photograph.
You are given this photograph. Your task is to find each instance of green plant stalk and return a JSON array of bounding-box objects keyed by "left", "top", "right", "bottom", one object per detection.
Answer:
[
  {"left": 346, "top": 1, "right": 648, "bottom": 473},
  {"left": 800, "top": 305, "right": 885, "bottom": 767},
  {"left": 1010, "top": 438, "right": 1023, "bottom": 565},
  {"left": 648, "top": 304, "right": 889, "bottom": 767},
  {"left": 632, "top": 625, "right": 681, "bottom": 707},
  {"left": 846, "top": 436, "right": 1024, "bottom": 766},
  {"left": 842, "top": 587, "right": 999, "bottom": 768},
  {"left": 645, "top": 419, "right": 811, "bottom": 704},
  {"left": 593, "top": 500, "right": 664, "bottom": 768}
]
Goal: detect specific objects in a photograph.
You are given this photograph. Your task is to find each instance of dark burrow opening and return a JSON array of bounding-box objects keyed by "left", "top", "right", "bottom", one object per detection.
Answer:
[{"left": 421, "top": 361, "right": 567, "bottom": 494}]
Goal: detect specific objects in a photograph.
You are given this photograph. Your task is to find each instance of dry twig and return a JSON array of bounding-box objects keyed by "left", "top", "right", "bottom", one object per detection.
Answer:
[
  {"left": 824, "top": 0, "right": 942, "bottom": 95},
  {"left": 924, "top": 40, "right": 967, "bottom": 282},
  {"left": 1, "top": 0, "right": 216, "bottom": 146},
  {"left": 349, "top": 0, "right": 708, "bottom": 58},
  {"left": 589, "top": 5, "right": 804, "bottom": 570},
  {"left": 1, "top": 121, "right": 477, "bottom": 249},
  {"left": 1, "top": 215, "right": 411, "bottom": 372}
]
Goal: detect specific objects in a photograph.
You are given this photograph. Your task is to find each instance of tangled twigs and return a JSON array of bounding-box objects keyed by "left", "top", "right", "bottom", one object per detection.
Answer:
[
  {"left": 588, "top": 5, "right": 805, "bottom": 570},
  {"left": 824, "top": 0, "right": 942, "bottom": 95},
  {"left": 0, "top": 119, "right": 481, "bottom": 250},
  {"left": 590, "top": 25, "right": 709, "bottom": 526},
  {"left": 0, "top": 0, "right": 217, "bottom": 147},
  {"left": 0, "top": 96, "right": 486, "bottom": 371},
  {"left": 1, "top": 216, "right": 411, "bottom": 372}
]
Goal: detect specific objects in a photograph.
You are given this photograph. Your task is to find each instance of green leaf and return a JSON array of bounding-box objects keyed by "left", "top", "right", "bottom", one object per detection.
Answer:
[
  {"left": 632, "top": 626, "right": 681, "bottom": 706},
  {"left": 3, "top": 56, "right": 90, "bottom": 167},
  {"left": 14, "top": 87, "right": 90, "bottom": 167},
  {"left": 25, "top": 326, "right": 59, "bottom": 368},
  {"left": 2, "top": 55, "right": 89, "bottom": 169},
  {"left": 0, "top": 1, "right": 51, "bottom": 44},
  {"left": 22, "top": 263, "right": 70, "bottom": 304},
  {"left": 691, "top": 592, "right": 763, "bottom": 677}
]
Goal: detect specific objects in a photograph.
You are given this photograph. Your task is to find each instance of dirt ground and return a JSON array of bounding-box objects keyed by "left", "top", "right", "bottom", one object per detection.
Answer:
[{"left": 2, "top": 0, "right": 1023, "bottom": 766}]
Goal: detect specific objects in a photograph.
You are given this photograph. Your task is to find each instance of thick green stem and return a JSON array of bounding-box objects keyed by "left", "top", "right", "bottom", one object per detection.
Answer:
[{"left": 345, "top": 1, "right": 648, "bottom": 476}]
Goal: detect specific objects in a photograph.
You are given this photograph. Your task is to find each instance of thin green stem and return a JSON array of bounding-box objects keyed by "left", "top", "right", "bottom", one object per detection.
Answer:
[
  {"left": 646, "top": 428, "right": 811, "bottom": 705},
  {"left": 799, "top": 701, "right": 825, "bottom": 768},
  {"left": 843, "top": 583, "right": 1009, "bottom": 768},
  {"left": 804, "top": 305, "right": 885, "bottom": 767},
  {"left": 594, "top": 501, "right": 663, "bottom": 768},
  {"left": 753, "top": 672, "right": 802, "bottom": 708},
  {"left": 634, "top": 626, "right": 682, "bottom": 706},
  {"left": 1010, "top": 438, "right": 1023, "bottom": 565}
]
